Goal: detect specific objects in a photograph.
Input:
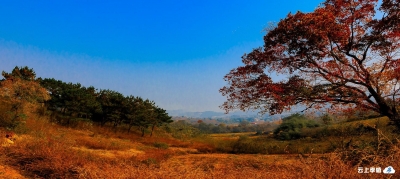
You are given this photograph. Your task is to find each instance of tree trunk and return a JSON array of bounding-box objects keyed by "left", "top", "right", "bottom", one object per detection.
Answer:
[
  {"left": 150, "top": 124, "right": 155, "bottom": 137},
  {"left": 373, "top": 93, "right": 400, "bottom": 130},
  {"left": 101, "top": 117, "right": 106, "bottom": 127},
  {"left": 141, "top": 128, "right": 145, "bottom": 137},
  {"left": 127, "top": 125, "right": 133, "bottom": 134},
  {"left": 387, "top": 113, "right": 400, "bottom": 130}
]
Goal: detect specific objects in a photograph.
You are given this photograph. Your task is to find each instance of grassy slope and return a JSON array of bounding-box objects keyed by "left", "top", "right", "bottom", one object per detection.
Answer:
[{"left": 0, "top": 117, "right": 399, "bottom": 178}]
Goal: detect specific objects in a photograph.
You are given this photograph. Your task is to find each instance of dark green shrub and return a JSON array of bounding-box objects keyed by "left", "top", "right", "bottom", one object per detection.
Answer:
[
  {"left": 142, "top": 158, "right": 158, "bottom": 166},
  {"left": 231, "top": 135, "right": 266, "bottom": 154},
  {"left": 153, "top": 142, "right": 169, "bottom": 149},
  {"left": 274, "top": 113, "right": 319, "bottom": 140}
]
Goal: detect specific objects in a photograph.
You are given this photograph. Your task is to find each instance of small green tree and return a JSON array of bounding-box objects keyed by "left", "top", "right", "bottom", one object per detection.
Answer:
[
  {"left": 273, "top": 113, "right": 319, "bottom": 140},
  {"left": 0, "top": 67, "right": 50, "bottom": 129},
  {"left": 94, "top": 89, "right": 125, "bottom": 127},
  {"left": 138, "top": 99, "right": 155, "bottom": 137},
  {"left": 122, "top": 95, "right": 140, "bottom": 133},
  {"left": 150, "top": 106, "right": 172, "bottom": 137}
]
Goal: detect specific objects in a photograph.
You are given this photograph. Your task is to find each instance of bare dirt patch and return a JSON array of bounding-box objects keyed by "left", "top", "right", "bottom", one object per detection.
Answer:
[
  {"left": 169, "top": 147, "right": 198, "bottom": 154},
  {"left": 71, "top": 146, "right": 144, "bottom": 158}
]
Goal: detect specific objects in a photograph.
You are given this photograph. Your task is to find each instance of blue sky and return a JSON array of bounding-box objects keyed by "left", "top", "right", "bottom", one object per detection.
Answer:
[{"left": 0, "top": 0, "right": 322, "bottom": 112}]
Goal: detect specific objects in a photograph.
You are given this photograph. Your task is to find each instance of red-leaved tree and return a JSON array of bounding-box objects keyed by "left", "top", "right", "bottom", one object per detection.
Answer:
[{"left": 220, "top": 0, "right": 400, "bottom": 126}]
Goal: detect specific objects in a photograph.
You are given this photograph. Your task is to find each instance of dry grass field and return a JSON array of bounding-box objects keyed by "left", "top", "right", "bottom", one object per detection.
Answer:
[{"left": 0, "top": 117, "right": 399, "bottom": 179}]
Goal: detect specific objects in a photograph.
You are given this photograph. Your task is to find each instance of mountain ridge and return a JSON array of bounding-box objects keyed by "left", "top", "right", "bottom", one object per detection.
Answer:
[{"left": 167, "top": 109, "right": 268, "bottom": 119}]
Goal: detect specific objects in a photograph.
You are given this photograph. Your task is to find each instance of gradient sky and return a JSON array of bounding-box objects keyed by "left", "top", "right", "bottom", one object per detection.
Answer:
[{"left": 0, "top": 0, "right": 322, "bottom": 112}]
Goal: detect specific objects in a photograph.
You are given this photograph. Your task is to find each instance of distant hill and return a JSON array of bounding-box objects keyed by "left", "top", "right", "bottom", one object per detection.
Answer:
[
  {"left": 166, "top": 109, "right": 310, "bottom": 121},
  {"left": 167, "top": 110, "right": 251, "bottom": 118},
  {"left": 166, "top": 109, "right": 281, "bottom": 121}
]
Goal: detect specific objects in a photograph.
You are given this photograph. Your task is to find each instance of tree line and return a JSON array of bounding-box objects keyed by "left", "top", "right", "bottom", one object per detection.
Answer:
[
  {"left": 169, "top": 118, "right": 279, "bottom": 135},
  {"left": 0, "top": 66, "right": 172, "bottom": 136}
]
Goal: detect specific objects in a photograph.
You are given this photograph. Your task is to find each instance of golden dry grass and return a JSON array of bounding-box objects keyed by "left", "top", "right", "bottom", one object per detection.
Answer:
[
  {"left": 0, "top": 117, "right": 399, "bottom": 178},
  {"left": 0, "top": 164, "right": 27, "bottom": 179}
]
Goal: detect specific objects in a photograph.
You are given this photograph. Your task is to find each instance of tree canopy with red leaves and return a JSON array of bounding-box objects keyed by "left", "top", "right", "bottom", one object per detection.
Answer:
[{"left": 220, "top": 0, "right": 400, "bottom": 126}]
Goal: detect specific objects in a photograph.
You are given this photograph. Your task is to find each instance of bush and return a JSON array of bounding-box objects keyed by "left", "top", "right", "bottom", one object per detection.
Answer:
[
  {"left": 321, "top": 114, "right": 333, "bottom": 125},
  {"left": 231, "top": 135, "right": 266, "bottom": 154},
  {"left": 274, "top": 113, "right": 319, "bottom": 140},
  {"left": 153, "top": 142, "right": 169, "bottom": 149}
]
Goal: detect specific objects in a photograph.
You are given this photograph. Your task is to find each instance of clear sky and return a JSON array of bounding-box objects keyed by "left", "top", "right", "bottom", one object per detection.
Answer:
[{"left": 0, "top": 0, "right": 322, "bottom": 112}]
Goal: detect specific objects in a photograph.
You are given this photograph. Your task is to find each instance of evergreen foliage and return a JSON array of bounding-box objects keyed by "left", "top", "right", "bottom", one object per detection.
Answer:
[{"left": 0, "top": 66, "right": 172, "bottom": 136}]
